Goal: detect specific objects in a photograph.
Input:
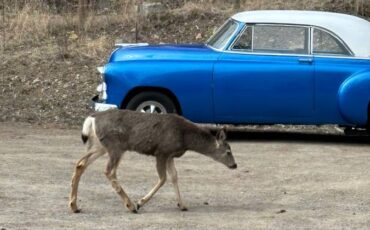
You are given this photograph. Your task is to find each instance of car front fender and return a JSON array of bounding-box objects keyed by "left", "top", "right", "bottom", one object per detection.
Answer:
[{"left": 338, "top": 70, "right": 370, "bottom": 126}]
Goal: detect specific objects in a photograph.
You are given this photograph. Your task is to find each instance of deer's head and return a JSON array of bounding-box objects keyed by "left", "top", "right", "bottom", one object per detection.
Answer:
[{"left": 209, "top": 129, "right": 237, "bottom": 169}]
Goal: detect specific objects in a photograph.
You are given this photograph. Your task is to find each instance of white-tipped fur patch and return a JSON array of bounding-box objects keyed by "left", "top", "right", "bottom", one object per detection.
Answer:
[
  {"left": 82, "top": 116, "right": 96, "bottom": 137},
  {"left": 215, "top": 140, "right": 220, "bottom": 148}
]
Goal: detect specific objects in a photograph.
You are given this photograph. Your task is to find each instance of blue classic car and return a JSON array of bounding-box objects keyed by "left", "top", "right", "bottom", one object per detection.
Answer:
[{"left": 93, "top": 10, "right": 370, "bottom": 132}]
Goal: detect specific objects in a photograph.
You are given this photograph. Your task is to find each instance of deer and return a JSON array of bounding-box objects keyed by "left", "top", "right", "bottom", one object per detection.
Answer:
[{"left": 69, "top": 109, "right": 237, "bottom": 213}]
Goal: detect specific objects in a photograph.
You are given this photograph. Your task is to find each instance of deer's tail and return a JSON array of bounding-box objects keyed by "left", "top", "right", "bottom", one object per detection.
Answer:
[{"left": 81, "top": 116, "right": 95, "bottom": 144}]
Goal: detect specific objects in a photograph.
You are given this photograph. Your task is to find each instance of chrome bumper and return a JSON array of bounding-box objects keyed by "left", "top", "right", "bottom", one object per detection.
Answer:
[{"left": 91, "top": 95, "right": 118, "bottom": 112}]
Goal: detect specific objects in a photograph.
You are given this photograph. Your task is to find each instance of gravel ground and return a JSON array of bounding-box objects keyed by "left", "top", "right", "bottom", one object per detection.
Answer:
[{"left": 1, "top": 122, "right": 370, "bottom": 229}]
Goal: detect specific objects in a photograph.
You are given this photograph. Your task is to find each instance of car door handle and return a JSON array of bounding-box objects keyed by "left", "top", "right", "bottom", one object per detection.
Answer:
[{"left": 298, "top": 58, "right": 314, "bottom": 64}]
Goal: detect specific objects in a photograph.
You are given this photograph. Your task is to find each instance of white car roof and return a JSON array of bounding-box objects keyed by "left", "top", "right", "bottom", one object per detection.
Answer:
[{"left": 232, "top": 10, "right": 370, "bottom": 58}]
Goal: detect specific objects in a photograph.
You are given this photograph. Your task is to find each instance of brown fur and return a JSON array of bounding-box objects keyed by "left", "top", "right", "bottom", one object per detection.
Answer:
[{"left": 69, "top": 109, "right": 237, "bottom": 213}]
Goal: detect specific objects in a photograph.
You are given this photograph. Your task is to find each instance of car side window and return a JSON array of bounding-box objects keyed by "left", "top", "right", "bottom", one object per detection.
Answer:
[
  {"left": 232, "top": 27, "right": 252, "bottom": 51},
  {"left": 313, "top": 28, "right": 350, "bottom": 56},
  {"left": 232, "top": 25, "right": 309, "bottom": 55},
  {"left": 253, "top": 25, "right": 309, "bottom": 54}
]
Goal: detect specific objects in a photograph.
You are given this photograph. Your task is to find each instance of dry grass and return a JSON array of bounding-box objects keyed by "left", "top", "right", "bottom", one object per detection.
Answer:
[
  {"left": 8, "top": 4, "right": 51, "bottom": 43},
  {"left": 4, "top": 0, "right": 370, "bottom": 54}
]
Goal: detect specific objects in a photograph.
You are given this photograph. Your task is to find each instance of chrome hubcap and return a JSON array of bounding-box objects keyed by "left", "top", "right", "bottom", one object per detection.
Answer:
[{"left": 136, "top": 101, "right": 167, "bottom": 114}]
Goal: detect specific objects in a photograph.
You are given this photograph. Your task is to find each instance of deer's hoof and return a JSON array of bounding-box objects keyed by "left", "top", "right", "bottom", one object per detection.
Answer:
[
  {"left": 72, "top": 208, "right": 82, "bottom": 213},
  {"left": 132, "top": 209, "right": 138, "bottom": 214},
  {"left": 126, "top": 203, "right": 138, "bottom": 213},
  {"left": 69, "top": 202, "right": 81, "bottom": 213},
  {"left": 137, "top": 199, "right": 145, "bottom": 208},
  {"left": 177, "top": 203, "right": 188, "bottom": 211}
]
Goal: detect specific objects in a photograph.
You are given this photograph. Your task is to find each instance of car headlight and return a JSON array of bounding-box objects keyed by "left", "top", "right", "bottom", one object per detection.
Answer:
[
  {"left": 96, "top": 82, "right": 107, "bottom": 100},
  {"left": 96, "top": 66, "right": 107, "bottom": 101},
  {"left": 97, "top": 66, "right": 105, "bottom": 75},
  {"left": 96, "top": 82, "right": 106, "bottom": 92}
]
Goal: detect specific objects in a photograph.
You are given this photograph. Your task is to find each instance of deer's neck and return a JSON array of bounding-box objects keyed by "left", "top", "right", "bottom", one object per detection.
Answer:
[{"left": 184, "top": 128, "right": 216, "bottom": 156}]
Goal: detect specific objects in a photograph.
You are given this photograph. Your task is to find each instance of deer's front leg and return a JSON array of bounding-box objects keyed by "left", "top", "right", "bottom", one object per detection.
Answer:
[
  {"left": 69, "top": 149, "right": 105, "bottom": 213},
  {"left": 105, "top": 153, "right": 137, "bottom": 213},
  {"left": 137, "top": 155, "right": 167, "bottom": 209},
  {"left": 167, "top": 157, "right": 187, "bottom": 211}
]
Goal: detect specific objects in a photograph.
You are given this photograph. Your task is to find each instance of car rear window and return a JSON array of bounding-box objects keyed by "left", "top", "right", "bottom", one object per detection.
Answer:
[{"left": 313, "top": 28, "right": 351, "bottom": 56}]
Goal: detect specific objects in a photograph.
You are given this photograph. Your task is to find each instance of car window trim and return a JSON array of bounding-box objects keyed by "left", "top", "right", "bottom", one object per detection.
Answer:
[
  {"left": 228, "top": 24, "right": 254, "bottom": 52},
  {"left": 206, "top": 19, "right": 242, "bottom": 51},
  {"left": 226, "top": 23, "right": 355, "bottom": 58},
  {"left": 223, "top": 50, "right": 314, "bottom": 58},
  {"left": 311, "top": 26, "right": 354, "bottom": 57},
  {"left": 228, "top": 23, "right": 312, "bottom": 55}
]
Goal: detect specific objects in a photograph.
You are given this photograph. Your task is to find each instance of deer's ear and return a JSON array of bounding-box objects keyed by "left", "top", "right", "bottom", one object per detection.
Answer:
[{"left": 216, "top": 128, "right": 227, "bottom": 141}]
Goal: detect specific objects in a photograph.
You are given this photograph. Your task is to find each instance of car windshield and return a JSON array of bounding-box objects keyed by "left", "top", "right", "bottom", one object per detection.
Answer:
[{"left": 207, "top": 19, "right": 239, "bottom": 50}]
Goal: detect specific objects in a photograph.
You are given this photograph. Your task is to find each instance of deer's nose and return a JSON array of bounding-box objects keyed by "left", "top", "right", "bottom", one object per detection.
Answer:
[{"left": 229, "top": 164, "right": 237, "bottom": 169}]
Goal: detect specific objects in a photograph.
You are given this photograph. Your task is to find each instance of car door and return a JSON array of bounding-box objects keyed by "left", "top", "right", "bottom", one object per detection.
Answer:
[
  {"left": 213, "top": 24, "right": 315, "bottom": 124},
  {"left": 311, "top": 27, "right": 368, "bottom": 125}
]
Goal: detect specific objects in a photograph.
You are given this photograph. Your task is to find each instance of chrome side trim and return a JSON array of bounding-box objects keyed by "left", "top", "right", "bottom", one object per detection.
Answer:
[
  {"left": 309, "top": 27, "right": 314, "bottom": 55},
  {"left": 115, "top": 43, "right": 149, "bottom": 47},
  {"left": 223, "top": 50, "right": 313, "bottom": 58},
  {"left": 94, "top": 102, "right": 117, "bottom": 112},
  {"left": 205, "top": 44, "right": 222, "bottom": 52},
  {"left": 313, "top": 55, "right": 370, "bottom": 60},
  {"left": 223, "top": 49, "right": 370, "bottom": 60},
  {"left": 91, "top": 95, "right": 117, "bottom": 112},
  {"left": 251, "top": 26, "right": 254, "bottom": 52}
]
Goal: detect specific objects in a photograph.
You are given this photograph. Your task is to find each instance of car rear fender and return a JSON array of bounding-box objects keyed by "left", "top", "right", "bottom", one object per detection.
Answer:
[{"left": 338, "top": 70, "right": 370, "bottom": 126}]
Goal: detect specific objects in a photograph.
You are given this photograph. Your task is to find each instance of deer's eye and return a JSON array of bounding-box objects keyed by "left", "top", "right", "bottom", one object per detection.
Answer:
[{"left": 227, "top": 151, "right": 232, "bottom": 156}]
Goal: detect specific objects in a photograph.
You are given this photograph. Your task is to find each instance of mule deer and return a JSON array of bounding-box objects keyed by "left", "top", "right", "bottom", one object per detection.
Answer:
[{"left": 69, "top": 109, "right": 237, "bottom": 213}]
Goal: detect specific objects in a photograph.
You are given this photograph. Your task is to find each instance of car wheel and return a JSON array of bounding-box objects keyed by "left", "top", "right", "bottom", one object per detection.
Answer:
[{"left": 126, "top": 92, "right": 177, "bottom": 114}]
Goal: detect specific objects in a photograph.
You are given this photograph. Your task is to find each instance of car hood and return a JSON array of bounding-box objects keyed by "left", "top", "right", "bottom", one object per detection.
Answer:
[{"left": 109, "top": 44, "right": 221, "bottom": 62}]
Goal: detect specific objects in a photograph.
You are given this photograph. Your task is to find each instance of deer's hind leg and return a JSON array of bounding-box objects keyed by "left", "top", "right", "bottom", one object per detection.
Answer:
[
  {"left": 69, "top": 146, "right": 106, "bottom": 213},
  {"left": 167, "top": 157, "right": 187, "bottom": 211},
  {"left": 137, "top": 155, "right": 167, "bottom": 209},
  {"left": 105, "top": 151, "right": 137, "bottom": 213}
]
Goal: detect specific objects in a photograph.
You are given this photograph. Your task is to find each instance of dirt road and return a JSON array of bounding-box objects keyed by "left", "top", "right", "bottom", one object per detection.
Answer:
[{"left": 1, "top": 122, "right": 370, "bottom": 229}]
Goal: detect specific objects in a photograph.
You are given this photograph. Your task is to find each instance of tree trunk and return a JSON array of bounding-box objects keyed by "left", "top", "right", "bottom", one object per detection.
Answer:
[
  {"left": 78, "top": 0, "right": 88, "bottom": 34},
  {"left": 233, "top": 0, "right": 241, "bottom": 9},
  {"left": 354, "top": 0, "right": 362, "bottom": 15}
]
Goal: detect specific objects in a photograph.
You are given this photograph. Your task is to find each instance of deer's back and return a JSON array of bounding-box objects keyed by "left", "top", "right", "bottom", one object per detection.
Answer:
[{"left": 92, "top": 110, "right": 198, "bottom": 156}]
